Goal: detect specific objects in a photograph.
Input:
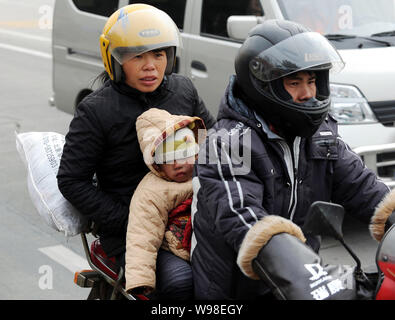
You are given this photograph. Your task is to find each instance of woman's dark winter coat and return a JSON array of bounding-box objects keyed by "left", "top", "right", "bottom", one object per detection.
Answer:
[{"left": 57, "top": 74, "right": 215, "bottom": 258}]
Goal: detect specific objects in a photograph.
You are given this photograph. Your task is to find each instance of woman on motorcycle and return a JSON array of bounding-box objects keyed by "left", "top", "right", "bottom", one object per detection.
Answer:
[{"left": 56, "top": 4, "right": 215, "bottom": 299}]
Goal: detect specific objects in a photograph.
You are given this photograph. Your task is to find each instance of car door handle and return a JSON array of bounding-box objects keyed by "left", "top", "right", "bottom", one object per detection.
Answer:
[{"left": 191, "top": 60, "right": 207, "bottom": 72}]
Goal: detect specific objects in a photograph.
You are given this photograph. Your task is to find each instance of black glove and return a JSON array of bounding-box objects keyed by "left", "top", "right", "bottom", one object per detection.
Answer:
[{"left": 252, "top": 233, "right": 358, "bottom": 300}]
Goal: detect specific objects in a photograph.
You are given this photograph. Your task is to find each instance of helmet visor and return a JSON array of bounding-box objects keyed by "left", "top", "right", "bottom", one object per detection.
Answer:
[
  {"left": 250, "top": 32, "right": 344, "bottom": 82},
  {"left": 106, "top": 8, "right": 182, "bottom": 64}
]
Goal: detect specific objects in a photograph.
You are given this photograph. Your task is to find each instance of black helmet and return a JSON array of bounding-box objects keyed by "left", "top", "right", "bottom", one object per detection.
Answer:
[{"left": 235, "top": 20, "right": 344, "bottom": 137}]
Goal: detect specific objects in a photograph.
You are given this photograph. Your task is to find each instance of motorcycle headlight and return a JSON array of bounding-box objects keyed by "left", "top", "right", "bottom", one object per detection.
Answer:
[{"left": 329, "top": 83, "right": 378, "bottom": 124}]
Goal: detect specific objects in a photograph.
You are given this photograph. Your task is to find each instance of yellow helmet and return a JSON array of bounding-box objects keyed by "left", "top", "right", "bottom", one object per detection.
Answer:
[{"left": 100, "top": 4, "right": 182, "bottom": 82}]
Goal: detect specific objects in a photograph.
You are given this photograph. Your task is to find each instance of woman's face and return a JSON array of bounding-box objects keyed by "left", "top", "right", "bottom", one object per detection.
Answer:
[{"left": 122, "top": 49, "right": 167, "bottom": 92}]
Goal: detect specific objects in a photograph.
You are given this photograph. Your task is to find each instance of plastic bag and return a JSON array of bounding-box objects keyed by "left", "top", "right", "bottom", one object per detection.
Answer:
[{"left": 16, "top": 132, "right": 88, "bottom": 236}]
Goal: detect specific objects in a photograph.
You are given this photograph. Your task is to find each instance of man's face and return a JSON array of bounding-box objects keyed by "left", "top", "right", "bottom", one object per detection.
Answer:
[
  {"left": 122, "top": 49, "right": 167, "bottom": 93},
  {"left": 283, "top": 71, "right": 317, "bottom": 103}
]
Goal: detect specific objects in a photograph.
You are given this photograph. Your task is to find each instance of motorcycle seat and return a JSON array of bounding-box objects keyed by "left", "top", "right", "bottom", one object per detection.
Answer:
[{"left": 90, "top": 238, "right": 119, "bottom": 280}]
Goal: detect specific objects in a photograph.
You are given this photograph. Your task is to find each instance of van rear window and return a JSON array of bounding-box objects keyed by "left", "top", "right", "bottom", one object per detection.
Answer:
[
  {"left": 128, "top": 0, "right": 186, "bottom": 30},
  {"left": 72, "top": 0, "right": 119, "bottom": 17}
]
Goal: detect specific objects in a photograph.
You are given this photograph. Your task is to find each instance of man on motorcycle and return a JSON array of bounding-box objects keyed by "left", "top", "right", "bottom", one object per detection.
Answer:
[{"left": 191, "top": 19, "right": 395, "bottom": 300}]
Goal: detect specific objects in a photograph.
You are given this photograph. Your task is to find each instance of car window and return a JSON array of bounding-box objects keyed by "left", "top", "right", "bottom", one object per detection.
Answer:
[
  {"left": 201, "top": 0, "right": 263, "bottom": 38},
  {"left": 72, "top": 0, "right": 119, "bottom": 17},
  {"left": 278, "top": 0, "right": 395, "bottom": 36},
  {"left": 128, "top": 0, "right": 187, "bottom": 30}
]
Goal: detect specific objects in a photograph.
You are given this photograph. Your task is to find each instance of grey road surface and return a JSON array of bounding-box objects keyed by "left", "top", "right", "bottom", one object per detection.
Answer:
[{"left": 0, "top": 0, "right": 91, "bottom": 299}]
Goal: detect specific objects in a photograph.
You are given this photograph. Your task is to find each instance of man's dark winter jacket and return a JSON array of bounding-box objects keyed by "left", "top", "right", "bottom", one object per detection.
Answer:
[
  {"left": 191, "top": 76, "right": 389, "bottom": 299},
  {"left": 57, "top": 74, "right": 215, "bottom": 258}
]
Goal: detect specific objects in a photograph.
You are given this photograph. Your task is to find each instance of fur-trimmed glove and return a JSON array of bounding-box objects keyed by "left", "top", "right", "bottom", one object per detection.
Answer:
[
  {"left": 252, "top": 233, "right": 358, "bottom": 300},
  {"left": 237, "top": 215, "right": 306, "bottom": 279},
  {"left": 370, "top": 189, "right": 395, "bottom": 242}
]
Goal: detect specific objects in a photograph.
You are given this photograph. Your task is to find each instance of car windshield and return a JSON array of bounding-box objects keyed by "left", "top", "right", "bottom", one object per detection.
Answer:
[{"left": 277, "top": 0, "right": 395, "bottom": 37}]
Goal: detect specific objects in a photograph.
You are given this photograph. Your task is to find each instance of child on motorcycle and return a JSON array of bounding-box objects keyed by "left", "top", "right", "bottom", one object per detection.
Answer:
[{"left": 124, "top": 108, "right": 206, "bottom": 298}]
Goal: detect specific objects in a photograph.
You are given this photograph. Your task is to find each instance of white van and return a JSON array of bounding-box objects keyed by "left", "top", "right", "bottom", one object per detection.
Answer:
[{"left": 52, "top": 0, "right": 395, "bottom": 188}]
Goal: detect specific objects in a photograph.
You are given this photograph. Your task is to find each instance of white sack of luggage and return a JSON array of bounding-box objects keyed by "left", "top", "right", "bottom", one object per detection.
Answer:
[{"left": 16, "top": 131, "right": 88, "bottom": 236}]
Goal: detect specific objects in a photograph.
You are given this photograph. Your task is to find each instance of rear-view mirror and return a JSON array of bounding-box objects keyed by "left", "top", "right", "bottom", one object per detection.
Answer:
[
  {"left": 302, "top": 201, "right": 345, "bottom": 240},
  {"left": 227, "top": 15, "right": 264, "bottom": 41}
]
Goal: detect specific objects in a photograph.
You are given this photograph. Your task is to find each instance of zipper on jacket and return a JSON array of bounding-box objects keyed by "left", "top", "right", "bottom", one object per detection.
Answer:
[
  {"left": 277, "top": 137, "right": 301, "bottom": 221},
  {"left": 290, "top": 137, "right": 301, "bottom": 221}
]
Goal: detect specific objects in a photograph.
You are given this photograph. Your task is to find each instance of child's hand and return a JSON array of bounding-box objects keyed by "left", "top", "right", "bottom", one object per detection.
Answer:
[
  {"left": 130, "top": 285, "right": 153, "bottom": 296},
  {"left": 142, "top": 286, "right": 153, "bottom": 295}
]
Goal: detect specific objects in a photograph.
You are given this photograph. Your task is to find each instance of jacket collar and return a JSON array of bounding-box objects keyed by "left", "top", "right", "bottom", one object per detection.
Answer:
[
  {"left": 225, "top": 75, "right": 254, "bottom": 119},
  {"left": 253, "top": 111, "right": 283, "bottom": 140},
  {"left": 109, "top": 76, "right": 171, "bottom": 104}
]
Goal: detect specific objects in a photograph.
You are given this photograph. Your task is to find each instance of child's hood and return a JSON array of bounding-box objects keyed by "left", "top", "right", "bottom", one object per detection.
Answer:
[{"left": 136, "top": 108, "right": 206, "bottom": 177}]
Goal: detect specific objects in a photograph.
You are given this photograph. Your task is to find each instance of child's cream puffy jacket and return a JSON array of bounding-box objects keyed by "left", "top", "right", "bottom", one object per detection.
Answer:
[{"left": 125, "top": 108, "right": 205, "bottom": 293}]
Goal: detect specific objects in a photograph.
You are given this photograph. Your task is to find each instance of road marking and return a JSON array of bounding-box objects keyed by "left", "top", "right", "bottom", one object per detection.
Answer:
[
  {"left": 38, "top": 245, "right": 90, "bottom": 273},
  {"left": 0, "top": 42, "right": 51, "bottom": 59},
  {"left": 0, "top": 20, "right": 39, "bottom": 29},
  {"left": 0, "top": 28, "right": 50, "bottom": 42}
]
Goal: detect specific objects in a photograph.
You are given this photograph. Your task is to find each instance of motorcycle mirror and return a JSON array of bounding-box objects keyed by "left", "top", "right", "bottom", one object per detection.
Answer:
[
  {"left": 302, "top": 201, "right": 345, "bottom": 240},
  {"left": 303, "top": 201, "right": 364, "bottom": 272}
]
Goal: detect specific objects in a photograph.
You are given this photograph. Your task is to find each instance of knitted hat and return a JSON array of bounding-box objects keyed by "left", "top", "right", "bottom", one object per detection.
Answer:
[{"left": 154, "top": 127, "right": 199, "bottom": 164}]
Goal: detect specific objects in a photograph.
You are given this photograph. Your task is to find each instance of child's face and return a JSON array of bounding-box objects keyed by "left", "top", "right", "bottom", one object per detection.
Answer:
[{"left": 159, "top": 156, "right": 195, "bottom": 183}]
